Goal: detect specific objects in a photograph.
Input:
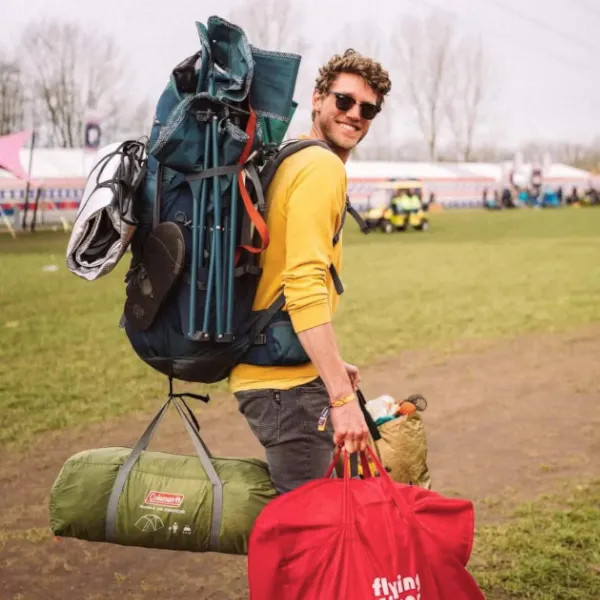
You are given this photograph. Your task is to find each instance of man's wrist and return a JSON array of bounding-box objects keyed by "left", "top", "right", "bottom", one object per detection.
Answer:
[{"left": 330, "top": 391, "right": 356, "bottom": 407}]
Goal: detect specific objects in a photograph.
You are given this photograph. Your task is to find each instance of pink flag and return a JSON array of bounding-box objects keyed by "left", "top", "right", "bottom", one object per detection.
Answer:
[{"left": 0, "top": 130, "right": 32, "bottom": 181}]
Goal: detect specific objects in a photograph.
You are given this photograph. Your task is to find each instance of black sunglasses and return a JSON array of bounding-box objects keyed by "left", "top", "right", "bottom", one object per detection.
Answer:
[{"left": 328, "top": 92, "right": 381, "bottom": 120}]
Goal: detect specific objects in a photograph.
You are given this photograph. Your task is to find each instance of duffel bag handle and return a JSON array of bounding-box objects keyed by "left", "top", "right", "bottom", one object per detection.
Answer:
[
  {"left": 104, "top": 397, "right": 223, "bottom": 552},
  {"left": 324, "top": 388, "right": 383, "bottom": 479},
  {"left": 363, "top": 445, "right": 414, "bottom": 511}
]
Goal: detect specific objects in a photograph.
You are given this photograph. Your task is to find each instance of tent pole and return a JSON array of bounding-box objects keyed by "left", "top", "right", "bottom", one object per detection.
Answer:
[{"left": 21, "top": 132, "right": 35, "bottom": 230}]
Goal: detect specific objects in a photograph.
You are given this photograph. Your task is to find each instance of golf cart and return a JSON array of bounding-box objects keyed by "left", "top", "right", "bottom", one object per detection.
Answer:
[{"left": 361, "top": 179, "right": 429, "bottom": 233}]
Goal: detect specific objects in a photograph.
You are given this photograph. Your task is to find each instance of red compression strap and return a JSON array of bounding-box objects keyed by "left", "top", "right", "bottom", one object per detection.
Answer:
[{"left": 237, "top": 106, "right": 269, "bottom": 254}]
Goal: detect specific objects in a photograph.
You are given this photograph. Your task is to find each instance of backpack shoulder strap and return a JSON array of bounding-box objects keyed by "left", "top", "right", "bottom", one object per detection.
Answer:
[
  {"left": 259, "top": 138, "right": 370, "bottom": 238},
  {"left": 332, "top": 195, "right": 369, "bottom": 246},
  {"left": 257, "top": 138, "right": 331, "bottom": 191},
  {"left": 330, "top": 196, "right": 369, "bottom": 296},
  {"left": 344, "top": 196, "right": 369, "bottom": 234},
  {"left": 243, "top": 139, "right": 330, "bottom": 220},
  {"left": 251, "top": 139, "right": 369, "bottom": 297}
]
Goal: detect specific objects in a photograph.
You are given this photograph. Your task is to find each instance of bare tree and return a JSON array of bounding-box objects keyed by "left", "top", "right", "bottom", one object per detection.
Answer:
[
  {"left": 107, "top": 97, "right": 154, "bottom": 142},
  {"left": 468, "top": 144, "right": 513, "bottom": 162},
  {"left": 551, "top": 142, "right": 590, "bottom": 166},
  {"left": 445, "top": 37, "right": 494, "bottom": 161},
  {"left": 226, "top": 0, "right": 307, "bottom": 55},
  {"left": 127, "top": 98, "right": 155, "bottom": 140},
  {"left": 0, "top": 52, "right": 25, "bottom": 136},
  {"left": 532, "top": 141, "right": 600, "bottom": 172},
  {"left": 585, "top": 137, "right": 600, "bottom": 172},
  {"left": 319, "top": 20, "right": 385, "bottom": 64},
  {"left": 19, "top": 19, "right": 130, "bottom": 148},
  {"left": 391, "top": 14, "right": 456, "bottom": 160}
]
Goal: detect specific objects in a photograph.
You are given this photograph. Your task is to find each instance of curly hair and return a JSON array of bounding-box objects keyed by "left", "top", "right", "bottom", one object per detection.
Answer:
[{"left": 312, "top": 48, "right": 392, "bottom": 119}]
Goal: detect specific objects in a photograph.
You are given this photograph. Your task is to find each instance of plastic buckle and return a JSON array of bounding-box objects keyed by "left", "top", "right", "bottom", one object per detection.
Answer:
[{"left": 195, "top": 109, "right": 214, "bottom": 123}]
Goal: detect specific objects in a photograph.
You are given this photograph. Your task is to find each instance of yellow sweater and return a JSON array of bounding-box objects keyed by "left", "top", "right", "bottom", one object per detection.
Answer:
[{"left": 228, "top": 142, "right": 347, "bottom": 393}]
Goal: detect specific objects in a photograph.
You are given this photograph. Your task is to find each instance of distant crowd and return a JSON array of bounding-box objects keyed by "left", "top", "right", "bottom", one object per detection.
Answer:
[{"left": 483, "top": 184, "right": 600, "bottom": 209}]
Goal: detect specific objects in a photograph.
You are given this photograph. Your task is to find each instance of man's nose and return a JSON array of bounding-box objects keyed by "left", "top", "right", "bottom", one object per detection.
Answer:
[{"left": 346, "top": 102, "right": 362, "bottom": 120}]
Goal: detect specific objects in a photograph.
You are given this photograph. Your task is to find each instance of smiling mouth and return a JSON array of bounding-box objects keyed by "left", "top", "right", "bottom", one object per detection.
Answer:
[{"left": 337, "top": 122, "right": 360, "bottom": 133}]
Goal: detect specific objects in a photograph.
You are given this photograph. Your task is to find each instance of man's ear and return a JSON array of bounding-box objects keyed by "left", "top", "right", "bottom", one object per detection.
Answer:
[{"left": 312, "top": 89, "right": 323, "bottom": 116}]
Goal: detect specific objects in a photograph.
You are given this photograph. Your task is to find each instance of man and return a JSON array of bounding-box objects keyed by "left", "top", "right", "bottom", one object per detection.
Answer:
[
  {"left": 395, "top": 188, "right": 411, "bottom": 213},
  {"left": 408, "top": 188, "right": 422, "bottom": 211},
  {"left": 229, "top": 49, "right": 392, "bottom": 494}
]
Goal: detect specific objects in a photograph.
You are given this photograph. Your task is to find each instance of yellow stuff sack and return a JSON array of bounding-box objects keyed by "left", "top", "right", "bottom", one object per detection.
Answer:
[
  {"left": 335, "top": 399, "right": 431, "bottom": 490},
  {"left": 369, "top": 412, "right": 431, "bottom": 489}
]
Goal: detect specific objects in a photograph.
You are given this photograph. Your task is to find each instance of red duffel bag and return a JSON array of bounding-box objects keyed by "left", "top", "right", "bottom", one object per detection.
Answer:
[{"left": 248, "top": 446, "right": 484, "bottom": 600}]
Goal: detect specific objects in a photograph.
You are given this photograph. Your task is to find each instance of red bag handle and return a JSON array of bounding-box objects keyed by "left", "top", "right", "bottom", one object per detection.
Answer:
[
  {"left": 323, "top": 446, "right": 411, "bottom": 529},
  {"left": 323, "top": 445, "right": 410, "bottom": 510},
  {"left": 324, "top": 446, "right": 343, "bottom": 479},
  {"left": 364, "top": 445, "right": 412, "bottom": 511},
  {"left": 360, "top": 451, "right": 373, "bottom": 478},
  {"left": 323, "top": 446, "right": 374, "bottom": 480},
  {"left": 342, "top": 450, "right": 355, "bottom": 526}
]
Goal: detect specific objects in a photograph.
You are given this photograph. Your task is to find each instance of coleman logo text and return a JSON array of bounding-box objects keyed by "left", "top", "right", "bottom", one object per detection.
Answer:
[{"left": 144, "top": 491, "right": 184, "bottom": 508}]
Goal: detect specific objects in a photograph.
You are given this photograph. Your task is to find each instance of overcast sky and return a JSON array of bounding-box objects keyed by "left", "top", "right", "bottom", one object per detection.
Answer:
[{"left": 1, "top": 0, "right": 599, "bottom": 151}]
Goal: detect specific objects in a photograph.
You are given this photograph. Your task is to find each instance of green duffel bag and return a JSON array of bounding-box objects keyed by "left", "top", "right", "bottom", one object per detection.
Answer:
[{"left": 49, "top": 396, "right": 277, "bottom": 555}]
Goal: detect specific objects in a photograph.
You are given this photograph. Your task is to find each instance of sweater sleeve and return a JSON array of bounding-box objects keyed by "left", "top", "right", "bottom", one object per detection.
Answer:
[{"left": 281, "top": 150, "right": 347, "bottom": 333}]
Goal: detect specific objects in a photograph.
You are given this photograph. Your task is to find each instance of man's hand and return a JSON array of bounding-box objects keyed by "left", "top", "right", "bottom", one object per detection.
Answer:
[
  {"left": 344, "top": 362, "right": 361, "bottom": 390},
  {"left": 329, "top": 395, "right": 369, "bottom": 454},
  {"left": 296, "top": 324, "right": 368, "bottom": 452}
]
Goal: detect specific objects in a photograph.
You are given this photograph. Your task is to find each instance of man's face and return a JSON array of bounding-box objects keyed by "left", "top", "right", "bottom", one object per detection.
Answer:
[{"left": 312, "top": 72, "right": 380, "bottom": 154}]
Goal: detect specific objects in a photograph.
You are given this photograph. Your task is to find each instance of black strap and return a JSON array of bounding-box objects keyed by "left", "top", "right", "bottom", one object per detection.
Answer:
[
  {"left": 248, "top": 139, "right": 358, "bottom": 249},
  {"left": 332, "top": 201, "right": 348, "bottom": 246},
  {"left": 234, "top": 263, "right": 262, "bottom": 277},
  {"left": 168, "top": 375, "right": 210, "bottom": 404},
  {"left": 84, "top": 140, "right": 147, "bottom": 229},
  {"left": 183, "top": 270, "right": 208, "bottom": 292},
  {"left": 253, "top": 333, "right": 267, "bottom": 345},
  {"left": 242, "top": 140, "right": 359, "bottom": 306},
  {"left": 346, "top": 200, "right": 369, "bottom": 234},
  {"left": 329, "top": 198, "right": 351, "bottom": 294},
  {"left": 329, "top": 264, "right": 344, "bottom": 295},
  {"left": 247, "top": 292, "right": 286, "bottom": 340},
  {"left": 258, "top": 139, "right": 331, "bottom": 191},
  {"left": 356, "top": 388, "right": 381, "bottom": 441},
  {"left": 245, "top": 162, "right": 266, "bottom": 214},
  {"left": 167, "top": 375, "right": 210, "bottom": 433},
  {"left": 186, "top": 164, "right": 243, "bottom": 181},
  {"left": 239, "top": 203, "right": 252, "bottom": 247},
  {"left": 152, "top": 163, "right": 164, "bottom": 230}
]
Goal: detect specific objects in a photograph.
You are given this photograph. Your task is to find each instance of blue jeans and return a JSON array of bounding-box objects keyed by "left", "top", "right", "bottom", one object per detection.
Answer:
[{"left": 234, "top": 377, "right": 334, "bottom": 494}]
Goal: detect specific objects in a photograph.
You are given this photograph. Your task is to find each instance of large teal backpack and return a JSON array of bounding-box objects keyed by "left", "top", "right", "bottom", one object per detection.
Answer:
[{"left": 121, "top": 16, "right": 367, "bottom": 386}]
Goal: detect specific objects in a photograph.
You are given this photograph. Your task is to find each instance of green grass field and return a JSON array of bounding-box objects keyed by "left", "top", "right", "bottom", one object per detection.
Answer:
[
  {"left": 471, "top": 481, "right": 600, "bottom": 600},
  {"left": 1, "top": 207, "right": 599, "bottom": 599},
  {"left": 2, "top": 208, "right": 599, "bottom": 447}
]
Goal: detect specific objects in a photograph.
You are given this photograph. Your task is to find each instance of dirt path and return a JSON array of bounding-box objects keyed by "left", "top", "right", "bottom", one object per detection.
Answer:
[{"left": 1, "top": 326, "right": 599, "bottom": 600}]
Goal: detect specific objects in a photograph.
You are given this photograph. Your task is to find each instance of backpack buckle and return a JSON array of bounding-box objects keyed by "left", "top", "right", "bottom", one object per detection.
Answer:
[
  {"left": 195, "top": 109, "right": 215, "bottom": 123},
  {"left": 254, "top": 333, "right": 267, "bottom": 345}
]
